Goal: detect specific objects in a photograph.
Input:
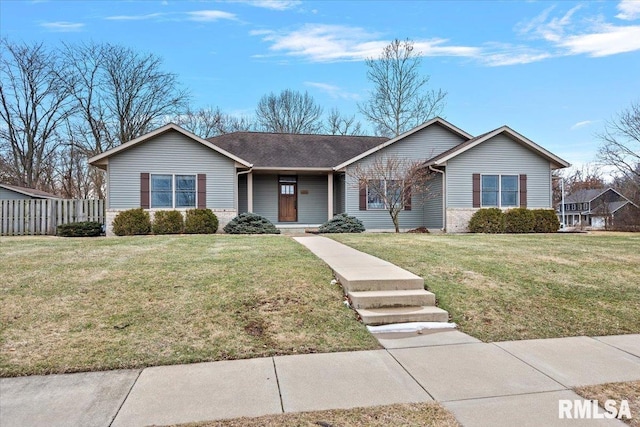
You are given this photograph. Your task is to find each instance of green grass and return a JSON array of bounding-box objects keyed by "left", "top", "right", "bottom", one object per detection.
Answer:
[
  {"left": 330, "top": 232, "right": 640, "bottom": 342},
  {"left": 0, "top": 235, "right": 379, "bottom": 377}
]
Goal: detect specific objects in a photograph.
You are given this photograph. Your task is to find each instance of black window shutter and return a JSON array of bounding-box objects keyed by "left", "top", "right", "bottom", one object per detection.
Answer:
[
  {"left": 472, "top": 174, "right": 480, "bottom": 208},
  {"left": 197, "top": 174, "right": 206, "bottom": 209},
  {"left": 519, "top": 174, "right": 527, "bottom": 208},
  {"left": 140, "top": 173, "right": 150, "bottom": 209},
  {"left": 404, "top": 185, "right": 412, "bottom": 211},
  {"left": 359, "top": 180, "right": 367, "bottom": 210}
]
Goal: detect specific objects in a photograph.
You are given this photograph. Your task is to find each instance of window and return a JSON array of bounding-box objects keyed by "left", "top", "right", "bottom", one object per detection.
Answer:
[
  {"left": 367, "top": 179, "right": 386, "bottom": 210},
  {"left": 501, "top": 175, "right": 518, "bottom": 207},
  {"left": 151, "top": 174, "right": 196, "bottom": 208},
  {"left": 366, "top": 179, "right": 405, "bottom": 210},
  {"left": 481, "top": 175, "right": 518, "bottom": 207}
]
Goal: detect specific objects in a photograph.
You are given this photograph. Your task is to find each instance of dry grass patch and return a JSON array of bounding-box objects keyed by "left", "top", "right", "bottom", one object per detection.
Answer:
[
  {"left": 0, "top": 235, "right": 379, "bottom": 377},
  {"left": 330, "top": 233, "right": 640, "bottom": 342},
  {"left": 173, "top": 403, "right": 460, "bottom": 427},
  {"left": 575, "top": 381, "right": 640, "bottom": 426}
]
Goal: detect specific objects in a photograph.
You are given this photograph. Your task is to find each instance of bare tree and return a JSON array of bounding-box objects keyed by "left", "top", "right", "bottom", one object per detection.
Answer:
[
  {"left": 57, "top": 42, "right": 189, "bottom": 197},
  {"left": 173, "top": 106, "right": 256, "bottom": 138},
  {"left": 359, "top": 39, "right": 447, "bottom": 137},
  {"left": 597, "top": 100, "right": 640, "bottom": 192},
  {"left": 348, "top": 156, "right": 435, "bottom": 232},
  {"left": 256, "top": 89, "right": 323, "bottom": 134},
  {"left": 0, "top": 39, "right": 76, "bottom": 189},
  {"left": 56, "top": 147, "right": 93, "bottom": 199},
  {"left": 326, "top": 108, "right": 364, "bottom": 136}
]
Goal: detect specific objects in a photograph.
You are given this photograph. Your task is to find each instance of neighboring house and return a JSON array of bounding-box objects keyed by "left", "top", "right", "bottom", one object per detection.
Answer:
[
  {"left": 558, "top": 187, "right": 639, "bottom": 229},
  {"left": 0, "top": 183, "right": 59, "bottom": 200},
  {"left": 88, "top": 117, "right": 569, "bottom": 235}
]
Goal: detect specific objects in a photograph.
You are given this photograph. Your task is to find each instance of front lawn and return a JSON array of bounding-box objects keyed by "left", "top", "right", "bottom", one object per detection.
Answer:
[
  {"left": 0, "top": 235, "right": 378, "bottom": 377},
  {"left": 330, "top": 232, "right": 640, "bottom": 342}
]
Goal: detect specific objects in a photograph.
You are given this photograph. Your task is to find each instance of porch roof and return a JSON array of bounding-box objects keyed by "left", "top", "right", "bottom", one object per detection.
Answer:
[{"left": 208, "top": 132, "right": 387, "bottom": 168}]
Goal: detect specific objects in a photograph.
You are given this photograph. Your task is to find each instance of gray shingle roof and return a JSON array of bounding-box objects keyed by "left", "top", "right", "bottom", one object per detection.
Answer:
[
  {"left": 208, "top": 132, "right": 388, "bottom": 168},
  {"left": 0, "top": 183, "right": 59, "bottom": 199},
  {"left": 564, "top": 188, "right": 607, "bottom": 203}
]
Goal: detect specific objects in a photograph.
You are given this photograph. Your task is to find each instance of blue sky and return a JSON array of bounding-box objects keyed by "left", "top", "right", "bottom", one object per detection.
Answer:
[{"left": 1, "top": 0, "right": 640, "bottom": 172}]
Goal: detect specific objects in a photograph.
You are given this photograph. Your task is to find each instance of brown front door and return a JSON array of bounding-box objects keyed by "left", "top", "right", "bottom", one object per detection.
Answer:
[{"left": 279, "top": 182, "right": 297, "bottom": 222}]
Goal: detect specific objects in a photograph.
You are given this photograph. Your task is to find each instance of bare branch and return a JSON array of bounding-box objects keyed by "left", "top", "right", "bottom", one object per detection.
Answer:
[
  {"left": 358, "top": 39, "right": 447, "bottom": 137},
  {"left": 597, "top": 100, "right": 640, "bottom": 191},
  {"left": 326, "top": 108, "right": 364, "bottom": 136},
  {"left": 256, "top": 89, "right": 323, "bottom": 134},
  {"left": 347, "top": 155, "right": 436, "bottom": 232}
]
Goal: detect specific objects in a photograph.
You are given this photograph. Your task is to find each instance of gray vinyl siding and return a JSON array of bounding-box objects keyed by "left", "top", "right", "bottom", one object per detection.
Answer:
[
  {"left": 253, "top": 175, "right": 278, "bottom": 221},
  {"left": 0, "top": 188, "right": 31, "bottom": 200},
  {"left": 298, "top": 175, "right": 328, "bottom": 224},
  {"left": 252, "top": 174, "right": 328, "bottom": 224},
  {"left": 446, "top": 134, "right": 553, "bottom": 208},
  {"left": 345, "top": 123, "right": 466, "bottom": 230},
  {"left": 107, "top": 130, "right": 236, "bottom": 209},
  {"left": 238, "top": 174, "right": 248, "bottom": 213},
  {"left": 423, "top": 172, "right": 444, "bottom": 228}
]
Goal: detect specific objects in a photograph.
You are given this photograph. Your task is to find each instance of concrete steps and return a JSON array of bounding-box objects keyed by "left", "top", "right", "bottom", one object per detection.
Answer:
[
  {"left": 348, "top": 289, "right": 436, "bottom": 309},
  {"left": 293, "top": 236, "right": 450, "bottom": 327},
  {"left": 357, "top": 306, "right": 450, "bottom": 325},
  {"left": 333, "top": 268, "right": 424, "bottom": 292}
]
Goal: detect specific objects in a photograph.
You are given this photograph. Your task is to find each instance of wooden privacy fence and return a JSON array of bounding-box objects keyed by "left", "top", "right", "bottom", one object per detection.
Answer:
[{"left": 0, "top": 199, "right": 105, "bottom": 236}]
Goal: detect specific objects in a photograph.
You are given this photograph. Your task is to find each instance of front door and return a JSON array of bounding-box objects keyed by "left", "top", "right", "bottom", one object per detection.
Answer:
[{"left": 279, "top": 182, "right": 297, "bottom": 222}]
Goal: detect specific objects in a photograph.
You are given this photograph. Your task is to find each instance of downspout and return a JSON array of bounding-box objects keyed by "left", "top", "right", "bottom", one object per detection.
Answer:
[
  {"left": 236, "top": 168, "right": 253, "bottom": 213},
  {"left": 429, "top": 165, "right": 446, "bottom": 232}
]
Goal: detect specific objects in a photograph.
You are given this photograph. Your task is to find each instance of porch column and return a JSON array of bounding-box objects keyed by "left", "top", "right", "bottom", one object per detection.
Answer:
[
  {"left": 247, "top": 172, "right": 253, "bottom": 213},
  {"left": 327, "top": 173, "right": 334, "bottom": 221}
]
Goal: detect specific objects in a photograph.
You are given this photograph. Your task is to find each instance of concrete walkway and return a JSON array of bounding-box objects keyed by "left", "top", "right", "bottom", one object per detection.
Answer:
[
  {"left": 294, "top": 235, "right": 449, "bottom": 324},
  {"left": 2, "top": 237, "right": 639, "bottom": 426}
]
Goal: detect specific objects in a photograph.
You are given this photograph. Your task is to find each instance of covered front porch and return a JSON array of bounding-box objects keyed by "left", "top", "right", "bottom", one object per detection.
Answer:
[{"left": 237, "top": 171, "right": 344, "bottom": 227}]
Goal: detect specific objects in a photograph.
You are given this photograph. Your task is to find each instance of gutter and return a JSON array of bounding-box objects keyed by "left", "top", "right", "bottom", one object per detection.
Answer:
[{"left": 428, "top": 165, "right": 446, "bottom": 232}]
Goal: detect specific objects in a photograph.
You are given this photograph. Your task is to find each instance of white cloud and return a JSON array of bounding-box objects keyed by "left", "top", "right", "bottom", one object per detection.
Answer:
[
  {"left": 106, "top": 12, "right": 165, "bottom": 21},
  {"left": 40, "top": 21, "right": 85, "bottom": 32},
  {"left": 243, "top": 0, "right": 301, "bottom": 10},
  {"left": 106, "top": 10, "right": 236, "bottom": 22},
  {"left": 304, "top": 82, "right": 360, "bottom": 100},
  {"left": 252, "top": 24, "right": 480, "bottom": 63},
  {"left": 478, "top": 43, "right": 552, "bottom": 66},
  {"left": 559, "top": 24, "right": 640, "bottom": 56},
  {"left": 616, "top": 0, "right": 640, "bottom": 20},
  {"left": 570, "top": 120, "right": 596, "bottom": 130},
  {"left": 519, "top": 4, "right": 640, "bottom": 57},
  {"left": 186, "top": 10, "right": 237, "bottom": 22}
]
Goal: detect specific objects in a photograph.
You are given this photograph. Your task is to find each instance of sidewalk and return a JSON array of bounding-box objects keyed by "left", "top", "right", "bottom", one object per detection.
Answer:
[
  {"left": 2, "top": 236, "right": 639, "bottom": 427},
  {"left": 2, "top": 333, "right": 638, "bottom": 426}
]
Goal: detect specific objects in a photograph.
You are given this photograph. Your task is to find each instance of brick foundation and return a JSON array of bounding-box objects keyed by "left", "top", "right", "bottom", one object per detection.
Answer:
[{"left": 445, "top": 208, "right": 478, "bottom": 233}]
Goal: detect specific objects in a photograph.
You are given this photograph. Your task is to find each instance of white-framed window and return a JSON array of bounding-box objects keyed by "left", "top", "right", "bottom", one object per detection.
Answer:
[
  {"left": 481, "top": 175, "right": 518, "bottom": 208},
  {"left": 366, "top": 179, "right": 404, "bottom": 210},
  {"left": 151, "top": 174, "right": 196, "bottom": 208}
]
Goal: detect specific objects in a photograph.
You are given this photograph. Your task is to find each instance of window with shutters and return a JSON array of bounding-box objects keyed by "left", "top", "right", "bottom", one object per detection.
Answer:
[
  {"left": 481, "top": 174, "right": 519, "bottom": 208},
  {"left": 151, "top": 174, "right": 196, "bottom": 208}
]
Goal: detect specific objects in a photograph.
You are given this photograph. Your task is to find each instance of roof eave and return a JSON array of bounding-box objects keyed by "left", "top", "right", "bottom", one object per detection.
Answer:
[
  {"left": 87, "top": 123, "right": 252, "bottom": 168},
  {"left": 252, "top": 167, "right": 333, "bottom": 172},
  {"left": 433, "top": 126, "right": 570, "bottom": 168}
]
